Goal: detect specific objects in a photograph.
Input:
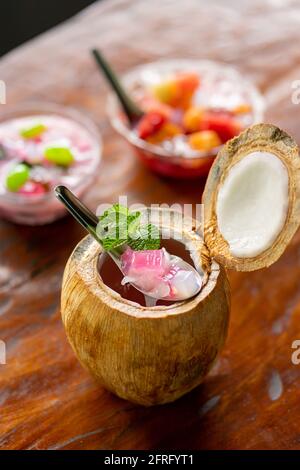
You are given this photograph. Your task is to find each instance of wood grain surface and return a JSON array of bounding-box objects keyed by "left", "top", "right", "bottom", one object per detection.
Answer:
[{"left": 1, "top": 0, "right": 300, "bottom": 450}]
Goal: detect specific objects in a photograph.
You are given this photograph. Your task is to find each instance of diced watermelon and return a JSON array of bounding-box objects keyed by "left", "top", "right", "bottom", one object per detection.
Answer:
[
  {"left": 199, "top": 111, "right": 241, "bottom": 143},
  {"left": 137, "top": 111, "right": 166, "bottom": 140}
]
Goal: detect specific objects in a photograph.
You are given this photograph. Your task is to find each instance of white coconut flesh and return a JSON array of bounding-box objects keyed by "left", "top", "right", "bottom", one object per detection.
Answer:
[{"left": 216, "top": 151, "right": 289, "bottom": 258}]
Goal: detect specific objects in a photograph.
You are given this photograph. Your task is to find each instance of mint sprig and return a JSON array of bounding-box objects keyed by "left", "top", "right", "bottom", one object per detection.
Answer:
[
  {"left": 128, "top": 223, "right": 160, "bottom": 250},
  {"left": 96, "top": 204, "right": 160, "bottom": 251}
]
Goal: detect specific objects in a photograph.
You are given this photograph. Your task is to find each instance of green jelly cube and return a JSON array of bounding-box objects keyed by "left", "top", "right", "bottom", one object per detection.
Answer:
[
  {"left": 44, "top": 147, "right": 74, "bottom": 167},
  {"left": 6, "top": 163, "right": 30, "bottom": 192},
  {"left": 20, "top": 124, "right": 47, "bottom": 139}
]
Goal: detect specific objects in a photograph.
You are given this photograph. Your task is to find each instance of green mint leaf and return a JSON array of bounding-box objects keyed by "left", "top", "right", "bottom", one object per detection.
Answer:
[
  {"left": 97, "top": 211, "right": 127, "bottom": 241},
  {"left": 99, "top": 203, "right": 129, "bottom": 221},
  {"left": 96, "top": 204, "right": 160, "bottom": 252},
  {"left": 127, "top": 211, "right": 141, "bottom": 233},
  {"left": 101, "top": 237, "right": 127, "bottom": 251},
  {"left": 97, "top": 204, "right": 141, "bottom": 249},
  {"left": 98, "top": 205, "right": 136, "bottom": 240},
  {"left": 128, "top": 223, "right": 161, "bottom": 251}
]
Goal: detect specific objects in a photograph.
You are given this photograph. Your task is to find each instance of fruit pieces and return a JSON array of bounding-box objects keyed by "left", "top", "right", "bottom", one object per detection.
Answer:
[
  {"left": 138, "top": 108, "right": 241, "bottom": 149},
  {"left": 188, "top": 130, "right": 221, "bottom": 151},
  {"left": 140, "top": 96, "right": 173, "bottom": 119},
  {"left": 233, "top": 103, "right": 252, "bottom": 115},
  {"left": 183, "top": 107, "right": 241, "bottom": 142},
  {"left": 137, "top": 110, "right": 181, "bottom": 144},
  {"left": 146, "top": 122, "right": 182, "bottom": 144},
  {"left": 44, "top": 146, "right": 74, "bottom": 167},
  {"left": 138, "top": 108, "right": 240, "bottom": 148},
  {"left": 137, "top": 111, "right": 166, "bottom": 140},
  {"left": 151, "top": 80, "right": 179, "bottom": 106},
  {"left": 137, "top": 70, "right": 244, "bottom": 152},
  {"left": 175, "top": 72, "right": 200, "bottom": 109},
  {"left": 183, "top": 107, "right": 204, "bottom": 133},
  {"left": 187, "top": 111, "right": 241, "bottom": 151},
  {"left": 176, "top": 72, "right": 200, "bottom": 94},
  {"left": 199, "top": 111, "right": 241, "bottom": 143},
  {"left": 152, "top": 72, "right": 200, "bottom": 109},
  {"left": 6, "top": 163, "right": 30, "bottom": 192}
]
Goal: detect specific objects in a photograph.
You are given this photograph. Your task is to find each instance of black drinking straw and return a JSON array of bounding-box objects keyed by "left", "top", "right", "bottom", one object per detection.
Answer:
[
  {"left": 55, "top": 185, "right": 125, "bottom": 259},
  {"left": 91, "top": 48, "right": 144, "bottom": 125},
  {"left": 55, "top": 185, "right": 99, "bottom": 239}
]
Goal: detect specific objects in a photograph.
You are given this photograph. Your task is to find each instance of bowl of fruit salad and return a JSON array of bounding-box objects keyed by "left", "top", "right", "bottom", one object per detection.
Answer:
[
  {"left": 0, "top": 102, "right": 102, "bottom": 224},
  {"left": 108, "top": 59, "right": 264, "bottom": 179}
]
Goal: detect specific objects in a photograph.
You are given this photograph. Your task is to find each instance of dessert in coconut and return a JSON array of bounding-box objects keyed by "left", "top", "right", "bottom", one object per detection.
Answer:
[{"left": 61, "top": 123, "right": 300, "bottom": 405}]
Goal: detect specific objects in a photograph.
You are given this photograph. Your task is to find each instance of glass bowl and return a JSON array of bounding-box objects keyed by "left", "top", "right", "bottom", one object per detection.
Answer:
[
  {"left": 0, "top": 102, "right": 102, "bottom": 225},
  {"left": 107, "top": 59, "right": 265, "bottom": 179}
]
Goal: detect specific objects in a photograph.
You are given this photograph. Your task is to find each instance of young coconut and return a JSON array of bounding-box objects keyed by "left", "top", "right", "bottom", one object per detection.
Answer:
[
  {"left": 203, "top": 123, "right": 300, "bottom": 270},
  {"left": 61, "top": 210, "right": 229, "bottom": 406},
  {"left": 61, "top": 123, "right": 300, "bottom": 406}
]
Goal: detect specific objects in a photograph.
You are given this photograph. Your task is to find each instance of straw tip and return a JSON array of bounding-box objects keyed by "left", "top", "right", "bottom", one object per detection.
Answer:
[
  {"left": 54, "top": 185, "right": 67, "bottom": 198},
  {"left": 91, "top": 48, "right": 101, "bottom": 57}
]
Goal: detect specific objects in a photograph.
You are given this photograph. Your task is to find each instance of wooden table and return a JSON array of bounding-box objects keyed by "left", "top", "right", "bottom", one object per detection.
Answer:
[{"left": 1, "top": 0, "right": 300, "bottom": 450}]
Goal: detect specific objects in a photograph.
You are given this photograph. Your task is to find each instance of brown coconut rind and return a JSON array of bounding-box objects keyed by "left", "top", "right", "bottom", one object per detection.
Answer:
[
  {"left": 202, "top": 123, "right": 300, "bottom": 271},
  {"left": 61, "top": 234, "right": 230, "bottom": 406}
]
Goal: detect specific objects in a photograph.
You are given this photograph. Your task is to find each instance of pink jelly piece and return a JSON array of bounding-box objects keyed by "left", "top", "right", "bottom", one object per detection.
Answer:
[
  {"left": 121, "top": 247, "right": 168, "bottom": 277},
  {"left": 120, "top": 247, "right": 201, "bottom": 300},
  {"left": 18, "top": 181, "right": 47, "bottom": 196},
  {"left": 121, "top": 247, "right": 170, "bottom": 296}
]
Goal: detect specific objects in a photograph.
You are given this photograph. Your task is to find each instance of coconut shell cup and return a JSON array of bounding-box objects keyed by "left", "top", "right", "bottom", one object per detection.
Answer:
[{"left": 61, "top": 123, "right": 300, "bottom": 406}]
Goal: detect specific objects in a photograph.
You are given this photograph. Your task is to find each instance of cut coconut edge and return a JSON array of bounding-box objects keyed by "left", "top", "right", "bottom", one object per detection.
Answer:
[{"left": 202, "top": 123, "right": 300, "bottom": 271}]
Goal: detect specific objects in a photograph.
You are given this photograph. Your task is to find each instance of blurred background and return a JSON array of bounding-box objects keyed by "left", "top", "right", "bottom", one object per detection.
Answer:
[{"left": 0, "top": 0, "right": 98, "bottom": 56}]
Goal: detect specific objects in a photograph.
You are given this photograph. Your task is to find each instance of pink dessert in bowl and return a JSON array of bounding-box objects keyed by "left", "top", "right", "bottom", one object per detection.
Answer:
[
  {"left": 0, "top": 103, "right": 101, "bottom": 224},
  {"left": 107, "top": 59, "right": 264, "bottom": 179}
]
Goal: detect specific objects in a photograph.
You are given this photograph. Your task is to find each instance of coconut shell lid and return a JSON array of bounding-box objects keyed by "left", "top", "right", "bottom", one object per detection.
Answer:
[{"left": 202, "top": 123, "right": 300, "bottom": 271}]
